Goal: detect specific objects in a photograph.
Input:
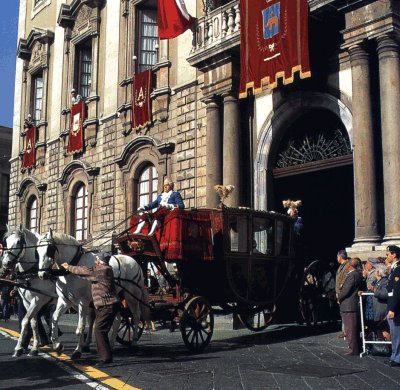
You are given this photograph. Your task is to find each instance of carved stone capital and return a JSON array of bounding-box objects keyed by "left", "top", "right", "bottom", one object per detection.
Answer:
[
  {"left": 348, "top": 44, "right": 369, "bottom": 66},
  {"left": 376, "top": 34, "right": 400, "bottom": 60}
]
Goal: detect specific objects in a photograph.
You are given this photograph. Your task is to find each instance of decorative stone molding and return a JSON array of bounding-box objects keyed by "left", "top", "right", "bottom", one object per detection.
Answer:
[{"left": 58, "top": 160, "right": 100, "bottom": 187}]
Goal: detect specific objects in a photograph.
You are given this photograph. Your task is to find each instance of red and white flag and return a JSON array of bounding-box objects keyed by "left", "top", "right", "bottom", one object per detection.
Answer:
[{"left": 158, "top": 0, "right": 195, "bottom": 40}]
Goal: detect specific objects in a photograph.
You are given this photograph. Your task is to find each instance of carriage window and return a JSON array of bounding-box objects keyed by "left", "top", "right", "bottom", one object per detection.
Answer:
[
  {"left": 73, "top": 184, "right": 88, "bottom": 241},
  {"left": 138, "top": 165, "right": 158, "bottom": 208},
  {"left": 229, "top": 215, "right": 248, "bottom": 252},
  {"left": 276, "top": 220, "right": 290, "bottom": 256},
  {"left": 27, "top": 196, "right": 38, "bottom": 233},
  {"left": 253, "top": 217, "right": 274, "bottom": 255}
]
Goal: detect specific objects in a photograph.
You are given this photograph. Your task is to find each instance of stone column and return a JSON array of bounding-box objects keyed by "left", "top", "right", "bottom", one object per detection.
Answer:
[
  {"left": 348, "top": 44, "right": 380, "bottom": 245},
  {"left": 377, "top": 35, "right": 400, "bottom": 243},
  {"left": 205, "top": 97, "right": 222, "bottom": 208},
  {"left": 222, "top": 91, "right": 241, "bottom": 207}
]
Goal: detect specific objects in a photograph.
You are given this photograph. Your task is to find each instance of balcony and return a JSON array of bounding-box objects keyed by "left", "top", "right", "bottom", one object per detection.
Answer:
[{"left": 187, "top": 0, "right": 370, "bottom": 69}]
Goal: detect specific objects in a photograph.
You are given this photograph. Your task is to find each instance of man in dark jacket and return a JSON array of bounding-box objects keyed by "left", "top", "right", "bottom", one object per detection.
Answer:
[
  {"left": 338, "top": 257, "right": 363, "bottom": 356},
  {"left": 61, "top": 252, "right": 119, "bottom": 366},
  {"left": 386, "top": 245, "right": 400, "bottom": 367}
]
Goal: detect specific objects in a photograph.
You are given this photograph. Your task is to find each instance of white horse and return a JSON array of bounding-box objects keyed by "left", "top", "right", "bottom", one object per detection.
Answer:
[
  {"left": 2, "top": 225, "right": 58, "bottom": 357},
  {"left": 37, "top": 229, "right": 148, "bottom": 359}
]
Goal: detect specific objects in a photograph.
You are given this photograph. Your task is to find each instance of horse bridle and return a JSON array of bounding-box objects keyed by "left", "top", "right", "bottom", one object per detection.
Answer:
[
  {"left": 4, "top": 233, "right": 26, "bottom": 266},
  {"left": 38, "top": 237, "right": 59, "bottom": 271}
]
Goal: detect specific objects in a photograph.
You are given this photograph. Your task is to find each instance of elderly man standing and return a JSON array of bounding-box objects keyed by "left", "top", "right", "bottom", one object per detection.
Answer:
[
  {"left": 386, "top": 245, "right": 400, "bottom": 367},
  {"left": 336, "top": 249, "right": 349, "bottom": 339},
  {"left": 61, "top": 252, "right": 119, "bottom": 366},
  {"left": 338, "top": 257, "right": 363, "bottom": 356}
]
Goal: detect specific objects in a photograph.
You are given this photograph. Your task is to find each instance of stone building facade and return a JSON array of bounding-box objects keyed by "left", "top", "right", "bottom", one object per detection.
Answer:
[
  {"left": 8, "top": 0, "right": 400, "bottom": 261},
  {"left": 0, "top": 126, "right": 12, "bottom": 238}
]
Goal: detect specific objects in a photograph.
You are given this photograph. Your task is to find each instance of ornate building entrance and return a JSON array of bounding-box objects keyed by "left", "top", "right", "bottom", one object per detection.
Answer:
[{"left": 272, "top": 109, "right": 354, "bottom": 263}]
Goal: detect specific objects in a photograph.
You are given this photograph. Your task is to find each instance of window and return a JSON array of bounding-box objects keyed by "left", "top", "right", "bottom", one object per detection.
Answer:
[
  {"left": 0, "top": 174, "right": 9, "bottom": 214},
  {"left": 138, "top": 165, "right": 158, "bottom": 208},
  {"left": 73, "top": 184, "right": 88, "bottom": 241},
  {"left": 253, "top": 217, "right": 274, "bottom": 255},
  {"left": 33, "top": 74, "right": 43, "bottom": 123},
  {"left": 27, "top": 196, "right": 38, "bottom": 232},
  {"left": 76, "top": 41, "right": 92, "bottom": 98},
  {"left": 138, "top": 9, "right": 158, "bottom": 72},
  {"left": 229, "top": 215, "right": 248, "bottom": 253}
]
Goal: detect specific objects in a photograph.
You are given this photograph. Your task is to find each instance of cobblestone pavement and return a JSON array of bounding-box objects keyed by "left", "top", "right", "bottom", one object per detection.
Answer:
[{"left": 1, "top": 317, "right": 400, "bottom": 390}]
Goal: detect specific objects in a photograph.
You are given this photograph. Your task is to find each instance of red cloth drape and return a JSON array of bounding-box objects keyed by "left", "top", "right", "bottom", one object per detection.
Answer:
[
  {"left": 239, "top": 0, "right": 311, "bottom": 97},
  {"left": 158, "top": 0, "right": 195, "bottom": 40},
  {"left": 132, "top": 69, "right": 152, "bottom": 131},
  {"left": 68, "top": 100, "right": 85, "bottom": 154},
  {"left": 22, "top": 126, "right": 36, "bottom": 169}
]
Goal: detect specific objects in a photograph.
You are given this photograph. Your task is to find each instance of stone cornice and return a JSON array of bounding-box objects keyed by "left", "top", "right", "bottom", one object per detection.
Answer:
[
  {"left": 17, "top": 28, "right": 55, "bottom": 61},
  {"left": 58, "top": 160, "right": 100, "bottom": 185},
  {"left": 16, "top": 177, "right": 47, "bottom": 197}
]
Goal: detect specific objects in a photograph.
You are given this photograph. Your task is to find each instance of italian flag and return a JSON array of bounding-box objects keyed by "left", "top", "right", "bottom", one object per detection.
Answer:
[{"left": 158, "top": 0, "right": 195, "bottom": 39}]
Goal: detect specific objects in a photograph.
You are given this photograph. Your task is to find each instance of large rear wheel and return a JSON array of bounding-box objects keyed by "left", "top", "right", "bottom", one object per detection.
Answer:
[{"left": 180, "top": 296, "right": 214, "bottom": 352}]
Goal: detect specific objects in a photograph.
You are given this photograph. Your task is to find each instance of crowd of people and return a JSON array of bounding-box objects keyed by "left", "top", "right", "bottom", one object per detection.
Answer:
[{"left": 336, "top": 246, "right": 400, "bottom": 366}]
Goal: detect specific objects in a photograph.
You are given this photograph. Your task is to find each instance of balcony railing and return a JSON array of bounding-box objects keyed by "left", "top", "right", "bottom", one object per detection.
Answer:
[{"left": 189, "top": 0, "right": 240, "bottom": 65}]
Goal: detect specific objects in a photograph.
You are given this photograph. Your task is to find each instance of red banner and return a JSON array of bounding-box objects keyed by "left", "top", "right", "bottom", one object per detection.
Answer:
[
  {"left": 239, "top": 0, "right": 311, "bottom": 98},
  {"left": 158, "top": 0, "right": 195, "bottom": 40},
  {"left": 68, "top": 100, "right": 85, "bottom": 154},
  {"left": 22, "top": 126, "right": 37, "bottom": 169},
  {"left": 132, "top": 69, "right": 152, "bottom": 131}
]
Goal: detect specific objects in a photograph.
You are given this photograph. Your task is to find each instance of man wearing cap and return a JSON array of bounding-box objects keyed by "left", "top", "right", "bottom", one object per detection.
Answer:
[
  {"left": 385, "top": 245, "right": 400, "bottom": 367},
  {"left": 135, "top": 177, "right": 185, "bottom": 235},
  {"left": 61, "top": 252, "right": 118, "bottom": 366},
  {"left": 71, "top": 88, "right": 82, "bottom": 105}
]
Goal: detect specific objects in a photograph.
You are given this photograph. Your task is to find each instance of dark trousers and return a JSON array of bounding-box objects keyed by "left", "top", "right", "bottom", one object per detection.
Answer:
[
  {"left": 95, "top": 303, "right": 119, "bottom": 362},
  {"left": 388, "top": 317, "right": 400, "bottom": 363},
  {"left": 342, "top": 311, "right": 360, "bottom": 355}
]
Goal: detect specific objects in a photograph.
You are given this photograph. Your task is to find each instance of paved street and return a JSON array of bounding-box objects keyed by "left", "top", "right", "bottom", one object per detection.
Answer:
[{"left": 1, "top": 316, "right": 400, "bottom": 390}]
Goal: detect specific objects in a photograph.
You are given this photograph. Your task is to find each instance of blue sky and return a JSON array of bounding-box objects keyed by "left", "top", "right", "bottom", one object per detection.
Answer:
[{"left": 0, "top": 1, "right": 19, "bottom": 128}]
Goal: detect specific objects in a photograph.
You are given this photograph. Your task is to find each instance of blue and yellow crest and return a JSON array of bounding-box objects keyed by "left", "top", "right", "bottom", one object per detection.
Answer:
[{"left": 262, "top": 2, "right": 281, "bottom": 40}]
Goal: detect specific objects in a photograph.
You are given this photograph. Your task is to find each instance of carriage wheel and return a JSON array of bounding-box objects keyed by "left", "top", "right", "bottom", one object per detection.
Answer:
[
  {"left": 116, "top": 312, "right": 144, "bottom": 346},
  {"left": 180, "top": 296, "right": 214, "bottom": 352},
  {"left": 237, "top": 304, "right": 275, "bottom": 332}
]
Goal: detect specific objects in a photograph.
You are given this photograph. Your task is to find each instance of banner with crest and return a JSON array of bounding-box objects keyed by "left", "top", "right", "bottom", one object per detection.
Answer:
[
  {"left": 132, "top": 69, "right": 152, "bottom": 131},
  {"left": 68, "top": 100, "right": 85, "bottom": 154},
  {"left": 239, "top": 0, "right": 311, "bottom": 98},
  {"left": 22, "top": 126, "right": 37, "bottom": 169}
]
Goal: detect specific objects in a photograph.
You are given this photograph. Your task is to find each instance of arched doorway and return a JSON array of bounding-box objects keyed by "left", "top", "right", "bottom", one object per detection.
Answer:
[{"left": 272, "top": 109, "right": 354, "bottom": 263}]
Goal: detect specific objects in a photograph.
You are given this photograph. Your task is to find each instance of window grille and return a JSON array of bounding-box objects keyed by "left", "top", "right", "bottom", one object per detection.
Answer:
[
  {"left": 138, "top": 165, "right": 158, "bottom": 208},
  {"left": 74, "top": 184, "right": 88, "bottom": 241},
  {"left": 27, "top": 196, "right": 38, "bottom": 233},
  {"left": 138, "top": 9, "right": 158, "bottom": 72}
]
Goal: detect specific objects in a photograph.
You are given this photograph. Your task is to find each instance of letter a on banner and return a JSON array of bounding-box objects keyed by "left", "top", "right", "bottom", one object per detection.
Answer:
[{"left": 239, "top": 0, "right": 311, "bottom": 98}]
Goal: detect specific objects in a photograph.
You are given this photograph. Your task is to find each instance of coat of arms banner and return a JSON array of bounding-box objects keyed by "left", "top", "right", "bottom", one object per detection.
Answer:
[
  {"left": 239, "top": 0, "right": 311, "bottom": 98},
  {"left": 23, "top": 126, "right": 37, "bottom": 168},
  {"left": 132, "top": 69, "right": 152, "bottom": 131},
  {"left": 68, "top": 100, "right": 85, "bottom": 154}
]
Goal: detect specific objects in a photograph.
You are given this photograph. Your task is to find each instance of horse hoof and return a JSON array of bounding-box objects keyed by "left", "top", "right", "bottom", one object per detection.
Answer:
[
  {"left": 82, "top": 346, "right": 90, "bottom": 353},
  {"left": 13, "top": 349, "right": 24, "bottom": 358},
  {"left": 71, "top": 351, "right": 82, "bottom": 360},
  {"left": 28, "top": 350, "right": 39, "bottom": 357},
  {"left": 54, "top": 344, "right": 64, "bottom": 356}
]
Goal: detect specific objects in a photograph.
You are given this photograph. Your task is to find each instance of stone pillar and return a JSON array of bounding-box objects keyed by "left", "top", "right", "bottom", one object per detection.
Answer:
[
  {"left": 205, "top": 97, "right": 222, "bottom": 208},
  {"left": 377, "top": 35, "right": 400, "bottom": 243},
  {"left": 222, "top": 92, "right": 241, "bottom": 207},
  {"left": 348, "top": 44, "right": 380, "bottom": 245}
]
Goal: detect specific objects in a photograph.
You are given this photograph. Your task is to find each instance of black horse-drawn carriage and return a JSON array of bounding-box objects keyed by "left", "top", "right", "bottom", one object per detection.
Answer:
[{"left": 116, "top": 207, "right": 319, "bottom": 351}]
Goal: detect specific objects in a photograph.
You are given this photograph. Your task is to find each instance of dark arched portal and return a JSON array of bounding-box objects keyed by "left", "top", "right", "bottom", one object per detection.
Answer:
[{"left": 272, "top": 110, "right": 354, "bottom": 264}]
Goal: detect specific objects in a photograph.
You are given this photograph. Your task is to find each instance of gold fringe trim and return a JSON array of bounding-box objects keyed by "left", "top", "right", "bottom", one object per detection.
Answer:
[{"left": 239, "top": 65, "right": 312, "bottom": 99}]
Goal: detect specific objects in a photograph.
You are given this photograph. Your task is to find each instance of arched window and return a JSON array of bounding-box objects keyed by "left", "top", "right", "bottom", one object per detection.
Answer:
[
  {"left": 73, "top": 183, "right": 88, "bottom": 241},
  {"left": 138, "top": 165, "right": 158, "bottom": 207},
  {"left": 27, "top": 196, "right": 38, "bottom": 232}
]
